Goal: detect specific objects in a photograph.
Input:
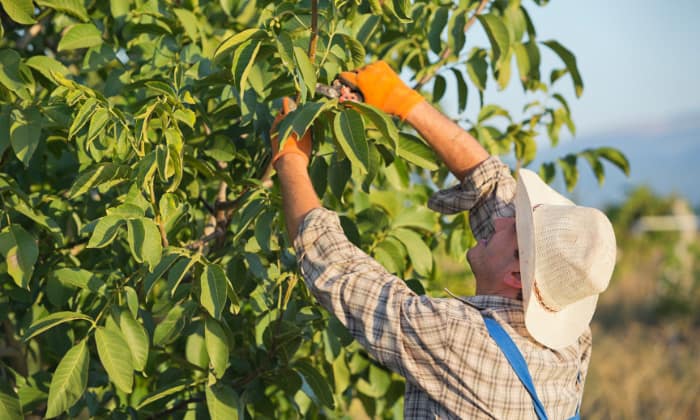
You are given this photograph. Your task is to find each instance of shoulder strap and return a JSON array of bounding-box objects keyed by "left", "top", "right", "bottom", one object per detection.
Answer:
[{"left": 482, "top": 314, "right": 549, "bottom": 420}]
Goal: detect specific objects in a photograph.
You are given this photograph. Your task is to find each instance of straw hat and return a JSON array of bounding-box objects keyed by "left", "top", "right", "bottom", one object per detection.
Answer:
[{"left": 515, "top": 169, "right": 616, "bottom": 350}]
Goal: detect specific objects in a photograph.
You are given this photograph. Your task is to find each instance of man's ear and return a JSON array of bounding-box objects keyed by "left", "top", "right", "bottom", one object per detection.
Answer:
[{"left": 503, "top": 271, "right": 522, "bottom": 290}]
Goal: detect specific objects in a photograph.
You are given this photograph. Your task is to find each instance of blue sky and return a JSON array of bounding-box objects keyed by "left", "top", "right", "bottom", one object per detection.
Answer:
[
  {"left": 442, "top": 0, "right": 700, "bottom": 137},
  {"left": 435, "top": 0, "right": 700, "bottom": 207}
]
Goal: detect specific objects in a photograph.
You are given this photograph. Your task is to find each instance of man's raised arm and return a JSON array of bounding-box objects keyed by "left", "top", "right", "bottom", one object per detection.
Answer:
[{"left": 339, "top": 61, "right": 489, "bottom": 181}]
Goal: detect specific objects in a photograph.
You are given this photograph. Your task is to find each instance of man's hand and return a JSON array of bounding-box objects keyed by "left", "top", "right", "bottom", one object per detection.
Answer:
[
  {"left": 271, "top": 97, "right": 320, "bottom": 240},
  {"left": 271, "top": 97, "right": 312, "bottom": 169},
  {"left": 338, "top": 61, "right": 424, "bottom": 120}
]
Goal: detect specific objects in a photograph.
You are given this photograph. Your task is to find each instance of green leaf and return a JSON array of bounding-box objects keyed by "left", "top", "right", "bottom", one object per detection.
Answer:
[
  {"left": 143, "top": 252, "right": 179, "bottom": 295},
  {"left": 0, "top": 383, "right": 22, "bottom": 420},
  {"left": 232, "top": 40, "right": 262, "bottom": 95},
  {"left": 137, "top": 380, "right": 189, "bottom": 409},
  {"left": 68, "top": 163, "right": 130, "bottom": 198},
  {"left": 153, "top": 304, "right": 189, "bottom": 345},
  {"left": 397, "top": 133, "right": 438, "bottom": 170},
  {"left": 0, "top": 50, "right": 31, "bottom": 98},
  {"left": 276, "top": 101, "right": 330, "bottom": 146},
  {"left": 309, "top": 156, "right": 328, "bottom": 197},
  {"left": 26, "top": 56, "right": 70, "bottom": 81},
  {"left": 513, "top": 43, "right": 530, "bottom": 83},
  {"left": 254, "top": 210, "right": 275, "bottom": 253},
  {"left": 333, "top": 109, "right": 368, "bottom": 174},
  {"left": 374, "top": 236, "right": 407, "bottom": 274},
  {"left": 58, "top": 23, "right": 103, "bottom": 51},
  {"left": 87, "top": 215, "right": 124, "bottom": 248},
  {"left": 167, "top": 256, "right": 197, "bottom": 296},
  {"left": 495, "top": 49, "right": 513, "bottom": 89},
  {"left": 0, "top": 0, "right": 35, "bottom": 24},
  {"left": 214, "top": 28, "right": 264, "bottom": 59},
  {"left": 340, "top": 34, "right": 366, "bottom": 68},
  {"left": 523, "top": 41, "right": 541, "bottom": 82},
  {"left": 293, "top": 46, "right": 317, "bottom": 99},
  {"left": 579, "top": 150, "right": 605, "bottom": 186},
  {"left": 205, "top": 384, "right": 239, "bottom": 420},
  {"left": 539, "top": 162, "right": 556, "bottom": 184},
  {"left": 275, "top": 32, "right": 296, "bottom": 76},
  {"left": 35, "top": 0, "right": 89, "bottom": 21},
  {"left": 53, "top": 267, "right": 106, "bottom": 295},
  {"left": 173, "top": 8, "right": 200, "bottom": 42},
  {"left": 205, "top": 317, "right": 230, "bottom": 378},
  {"left": 0, "top": 225, "right": 38, "bottom": 289},
  {"left": 347, "top": 101, "right": 398, "bottom": 152},
  {"left": 596, "top": 146, "right": 630, "bottom": 176},
  {"left": 428, "top": 6, "right": 448, "bottom": 55},
  {"left": 393, "top": 207, "right": 437, "bottom": 231},
  {"left": 328, "top": 155, "right": 351, "bottom": 200},
  {"left": 24, "top": 311, "right": 94, "bottom": 342},
  {"left": 9, "top": 108, "right": 42, "bottom": 166},
  {"left": 390, "top": 228, "right": 433, "bottom": 276},
  {"left": 451, "top": 68, "right": 469, "bottom": 112},
  {"left": 504, "top": 4, "right": 526, "bottom": 42},
  {"left": 558, "top": 154, "right": 578, "bottom": 191},
  {"left": 69, "top": 98, "right": 97, "bottom": 138},
  {"left": 391, "top": 0, "right": 411, "bottom": 21},
  {"left": 95, "top": 327, "right": 134, "bottom": 393},
  {"left": 126, "top": 218, "right": 163, "bottom": 270},
  {"left": 109, "top": 0, "right": 129, "bottom": 18},
  {"left": 295, "top": 360, "right": 335, "bottom": 408},
  {"left": 515, "top": 131, "right": 537, "bottom": 166},
  {"left": 466, "top": 48, "right": 488, "bottom": 91},
  {"left": 87, "top": 108, "right": 109, "bottom": 142},
  {"left": 448, "top": 10, "right": 466, "bottom": 56},
  {"left": 433, "top": 74, "right": 446, "bottom": 102},
  {"left": 45, "top": 340, "right": 89, "bottom": 418},
  {"left": 200, "top": 263, "right": 228, "bottom": 319},
  {"left": 478, "top": 104, "right": 509, "bottom": 123},
  {"left": 542, "top": 40, "right": 583, "bottom": 97},
  {"left": 118, "top": 310, "right": 150, "bottom": 372},
  {"left": 477, "top": 14, "right": 511, "bottom": 69}
]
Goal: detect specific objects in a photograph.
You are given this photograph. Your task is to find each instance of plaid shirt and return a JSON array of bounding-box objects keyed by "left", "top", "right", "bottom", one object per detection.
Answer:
[{"left": 294, "top": 157, "right": 591, "bottom": 419}]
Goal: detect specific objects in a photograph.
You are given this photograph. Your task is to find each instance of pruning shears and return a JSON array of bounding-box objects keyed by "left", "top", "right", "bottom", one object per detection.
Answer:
[
  {"left": 315, "top": 78, "right": 364, "bottom": 103},
  {"left": 282, "top": 78, "right": 363, "bottom": 112}
]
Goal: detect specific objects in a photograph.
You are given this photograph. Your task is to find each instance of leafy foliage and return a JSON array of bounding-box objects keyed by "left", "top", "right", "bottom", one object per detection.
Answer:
[{"left": 0, "top": 0, "right": 628, "bottom": 417}]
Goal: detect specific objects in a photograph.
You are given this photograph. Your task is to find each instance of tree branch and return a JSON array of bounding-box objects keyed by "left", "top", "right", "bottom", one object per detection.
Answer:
[
  {"left": 307, "top": 0, "right": 319, "bottom": 64},
  {"left": 414, "top": 0, "right": 490, "bottom": 90},
  {"left": 262, "top": 0, "right": 319, "bottom": 188},
  {"left": 187, "top": 183, "right": 250, "bottom": 251}
]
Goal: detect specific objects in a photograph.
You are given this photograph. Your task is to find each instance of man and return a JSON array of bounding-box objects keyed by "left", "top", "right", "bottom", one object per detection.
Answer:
[{"left": 272, "top": 61, "right": 616, "bottom": 419}]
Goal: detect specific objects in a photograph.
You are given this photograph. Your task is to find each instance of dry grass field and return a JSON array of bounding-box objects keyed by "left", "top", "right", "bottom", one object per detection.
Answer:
[{"left": 582, "top": 237, "right": 700, "bottom": 419}]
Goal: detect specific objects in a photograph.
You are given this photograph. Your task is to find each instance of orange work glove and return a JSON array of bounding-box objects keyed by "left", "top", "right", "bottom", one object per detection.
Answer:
[
  {"left": 270, "top": 98, "right": 312, "bottom": 168},
  {"left": 338, "top": 61, "right": 425, "bottom": 120}
]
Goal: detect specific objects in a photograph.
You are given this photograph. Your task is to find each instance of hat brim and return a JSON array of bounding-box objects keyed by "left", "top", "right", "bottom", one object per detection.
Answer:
[{"left": 515, "top": 169, "right": 598, "bottom": 350}]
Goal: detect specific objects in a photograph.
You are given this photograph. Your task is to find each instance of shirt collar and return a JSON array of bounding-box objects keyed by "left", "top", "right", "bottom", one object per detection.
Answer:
[
  {"left": 445, "top": 289, "right": 529, "bottom": 335},
  {"left": 444, "top": 288, "right": 522, "bottom": 311}
]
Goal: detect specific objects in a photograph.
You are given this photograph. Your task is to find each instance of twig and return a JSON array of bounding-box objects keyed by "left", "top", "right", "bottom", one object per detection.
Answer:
[
  {"left": 186, "top": 228, "right": 225, "bottom": 251},
  {"left": 264, "top": 0, "right": 319, "bottom": 187},
  {"left": 413, "top": 0, "right": 490, "bottom": 90},
  {"left": 307, "top": 0, "right": 319, "bottom": 64},
  {"left": 186, "top": 184, "right": 250, "bottom": 251}
]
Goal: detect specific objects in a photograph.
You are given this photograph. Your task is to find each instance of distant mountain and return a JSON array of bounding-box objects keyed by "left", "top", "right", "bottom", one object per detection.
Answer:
[{"left": 526, "top": 112, "right": 700, "bottom": 209}]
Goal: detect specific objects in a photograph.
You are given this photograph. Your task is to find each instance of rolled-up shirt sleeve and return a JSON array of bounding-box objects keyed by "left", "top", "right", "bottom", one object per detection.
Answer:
[
  {"left": 427, "top": 156, "right": 516, "bottom": 240},
  {"left": 293, "top": 208, "right": 449, "bottom": 391}
]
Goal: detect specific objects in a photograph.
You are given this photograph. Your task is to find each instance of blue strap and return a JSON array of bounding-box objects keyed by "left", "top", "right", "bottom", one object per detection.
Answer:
[
  {"left": 482, "top": 315, "right": 549, "bottom": 420},
  {"left": 482, "top": 315, "right": 581, "bottom": 420}
]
